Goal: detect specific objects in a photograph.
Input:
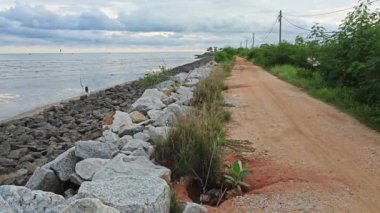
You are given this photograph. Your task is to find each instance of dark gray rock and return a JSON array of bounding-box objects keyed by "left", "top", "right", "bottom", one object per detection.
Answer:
[
  {"left": 118, "top": 124, "right": 144, "bottom": 137},
  {"left": 8, "top": 148, "right": 28, "bottom": 160},
  {"left": 25, "top": 167, "right": 63, "bottom": 193}
]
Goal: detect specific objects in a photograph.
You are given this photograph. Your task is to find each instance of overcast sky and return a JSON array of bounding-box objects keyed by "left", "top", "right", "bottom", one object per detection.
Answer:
[{"left": 0, "top": 0, "right": 378, "bottom": 53}]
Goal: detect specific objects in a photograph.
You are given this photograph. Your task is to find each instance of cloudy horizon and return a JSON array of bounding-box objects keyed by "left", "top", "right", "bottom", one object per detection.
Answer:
[{"left": 0, "top": 0, "right": 378, "bottom": 53}]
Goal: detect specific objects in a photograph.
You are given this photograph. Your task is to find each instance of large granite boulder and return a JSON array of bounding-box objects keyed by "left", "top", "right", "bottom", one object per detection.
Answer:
[
  {"left": 75, "top": 158, "right": 109, "bottom": 181},
  {"left": 0, "top": 196, "right": 12, "bottom": 213},
  {"left": 133, "top": 132, "right": 150, "bottom": 142},
  {"left": 118, "top": 124, "right": 144, "bottom": 137},
  {"left": 155, "top": 80, "right": 175, "bottom": 90},
  {"left": 121, "top": 139, "right": 153, "bottom": 159},
  {"left": 92, "top": 154, "right": 170, "bottom": 182},
  {"left": 25, "top": 167, "right": 63, "bottom": 193},
  {"left": 62, "top": 198, "right": 120, "bottom": 213},
  {"left": 147, "top": 109, "right": 164, "bottom": 121},
  {"left": 109, "top": 111, "right": 133, "bottom": 133},
  {"left": 77, "top": 176, "right": 170, "bottom": 213},
  {"left": 110, "top": 135, "right": 133, "bottom": 150},
  {"left": 50, "top": 147, "right": 78, "bottom": 182},
  {"left": 0, "top": 185, "right": 65, "bottom": 213},
  {"left": 184, "top": 78, "right": 200, "bottom": 87},
  {"left": 153, "top": 103, "right": 186, "bottom": 127},
  {"left": 171, "top": 72, "right": 188, "bottom": 83},
  {"left": 98, "top": 130, "right": 119, "bottom": 143},
  {"left": 176, "top": 86, "right": 193, "bottom": 95},
  {"left": 75, "top": 140, "right": 117, "bottom": 159},
  {"left": 129, "top": 89, "right": 166, "bottom": 113}
]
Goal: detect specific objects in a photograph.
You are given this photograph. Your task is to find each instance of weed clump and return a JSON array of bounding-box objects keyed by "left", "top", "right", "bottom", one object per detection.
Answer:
[{"left": 155, "top": 63, "right": 233, "bottom": 193}]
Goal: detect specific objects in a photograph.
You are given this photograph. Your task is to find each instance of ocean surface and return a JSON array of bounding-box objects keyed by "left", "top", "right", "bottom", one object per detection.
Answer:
[{"left": 0, "top": 52, "right": 199, "bottom": 121}]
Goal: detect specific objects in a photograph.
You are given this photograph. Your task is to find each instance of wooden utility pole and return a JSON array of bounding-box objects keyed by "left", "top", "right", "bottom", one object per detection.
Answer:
[
  {"left": 252, "top": 32, "right": 255, "bottom": 48},
  {"left": 240, "top": 41, "right": 242, "bottom": 48},
  {"left": 279, "top": 10, "right": 282, "bottom": 44},
  {"left": 245, "top": 39, "right": 248, "bottom": 48}
]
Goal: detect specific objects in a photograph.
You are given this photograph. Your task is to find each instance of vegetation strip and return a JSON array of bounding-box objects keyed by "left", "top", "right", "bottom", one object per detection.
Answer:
[{"left": 216, "top": 0, "right": 380, "bottom": 131}]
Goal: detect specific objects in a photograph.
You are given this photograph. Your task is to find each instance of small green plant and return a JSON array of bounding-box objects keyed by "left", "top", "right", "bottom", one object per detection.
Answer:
[
  {"left": 139, "top": 65, "right": 173, "bottom": 88},
  {"left": 224, "top": 160, "right": 250, "bottom": 194}
]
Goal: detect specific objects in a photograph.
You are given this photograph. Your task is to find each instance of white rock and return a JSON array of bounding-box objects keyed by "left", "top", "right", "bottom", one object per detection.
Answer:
[
  {"left": 147, "top": 109, "right": 164, "bottom": 121},
  {"left": 183, "top": 202, "right": 208, "bottom": 213},
  {"left": 129, "top": 89, "right": 168, "bottom": 113},
  {"left": 171, "top": 72, "right": 189, "bottom": 83},
  {"left": 121, "top": 139, "right": 153, "bottom": 158},
  {"left": 50, "top": 147, "right": 78, "bottom": 182},
  {"left": 176, "top": 86, "right": 193, "bottom": 95},
  {"left": 75, "top": 140, "right": 117, "bottom": 160},
  {"left": 110, "top": 111, "right": 133, "bottom": 133},
  {"left": 130, "top": 97, "right": 165, "bottom": 113},
  {"left": 111, "top": 135, "right": 133, "bottom": 149},
  {"left": 75, "top": 158, "right": 109, "bottom": 180},
  {"left": 92, "top": 154, "right": 171, "bottom": 182},
  {"left": 62, "top": 198, "right": 120, "bottom": 213},
  {"left": 78, "top": 176, "right": 170, "bottom": 213},
  {"left": 141, "top": 88, "right": 167, "bottom": 101},
  {"left": 98, "top": 130, "right": 119, "bottom": 143},
  {"left": 0, "top": 185, "right": 65, "bottom": 213},
  {"left": 184, "top": 78, "right": 200, "bottom": 87},
  {"left": 155, "top": 80, "right": 175, "bottom": 90},
  {"left": 133, "top": 132, "right": 150, "bottom": 142},
  {"left": 0, "top": 196, "right": 12, "bottom": 213}
]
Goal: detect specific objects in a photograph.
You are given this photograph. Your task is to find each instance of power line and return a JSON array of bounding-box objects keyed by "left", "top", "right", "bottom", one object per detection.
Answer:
[
  {"left": 282, "top": 16, "right": 335, "bottom": 34},
  {"left": 284, "top": 0, "right": 379, "bottom": 17},
  {"left": 282, "top": 16, "right": 313, "bottom": 32},
  {"left": 260, "top": 16, "right": 278, "bottom": 43}
]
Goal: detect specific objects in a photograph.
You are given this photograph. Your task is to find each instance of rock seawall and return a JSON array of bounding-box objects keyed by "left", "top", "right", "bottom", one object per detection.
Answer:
[
  {"left": 0, "top": 57, "right": 213, "bottom": 212},
  {"left": 0, "top": 54, "right": 213, "bottom": 187}
]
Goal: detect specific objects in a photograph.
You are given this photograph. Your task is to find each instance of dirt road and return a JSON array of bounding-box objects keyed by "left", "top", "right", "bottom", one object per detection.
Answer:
[{"left": 218, "top": 57, "right": 380, "bottom": 212}]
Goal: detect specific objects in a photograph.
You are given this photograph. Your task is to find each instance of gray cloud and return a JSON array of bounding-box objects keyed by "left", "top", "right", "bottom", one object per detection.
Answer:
[{"left": 0, "top": 0, "right": 373, "bottom": 51}]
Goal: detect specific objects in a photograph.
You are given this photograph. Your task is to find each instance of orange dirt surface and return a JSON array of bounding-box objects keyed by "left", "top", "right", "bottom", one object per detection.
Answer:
[{"left": 207, "top": 57, "right": 380, "bottom": 212}]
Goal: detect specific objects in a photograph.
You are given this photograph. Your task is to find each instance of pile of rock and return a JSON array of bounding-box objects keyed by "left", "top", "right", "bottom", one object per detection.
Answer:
[
  {"left": 0, "top": 55, "right": 214, "bottom": 186},
  {"left": 0, "top": 62, "right": 215, "bottom": 212}
]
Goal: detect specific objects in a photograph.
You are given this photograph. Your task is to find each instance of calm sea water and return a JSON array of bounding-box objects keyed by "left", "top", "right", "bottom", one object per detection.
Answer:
[{"left": 0, "top": 52, "right": 199, "bottom": 121}]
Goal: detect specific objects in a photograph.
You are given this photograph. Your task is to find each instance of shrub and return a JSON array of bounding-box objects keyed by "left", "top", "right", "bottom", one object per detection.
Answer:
[
  {"left": 155, "top": 61, "right": 234, "bottom": 193},
  {"left": 192, "top": 66, "right": 226, "bottom": 108},
  {"left": 224, "top": 160, "right": 250, "bottom": 195},
  {"left": 139, "top": 66, "right": 172, "bottom": 88}
]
